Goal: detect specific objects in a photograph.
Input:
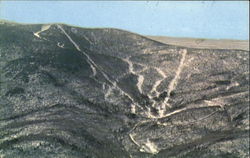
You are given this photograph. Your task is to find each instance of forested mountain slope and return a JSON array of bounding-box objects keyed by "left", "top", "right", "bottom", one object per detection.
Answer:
[{"left": 0, "top": 22, "right": 249, "bottom": 158}]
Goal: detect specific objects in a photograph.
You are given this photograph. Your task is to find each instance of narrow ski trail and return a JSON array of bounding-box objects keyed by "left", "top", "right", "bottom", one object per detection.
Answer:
[{"left": 57, "top": 24, "right": 143, "bottom": 113}]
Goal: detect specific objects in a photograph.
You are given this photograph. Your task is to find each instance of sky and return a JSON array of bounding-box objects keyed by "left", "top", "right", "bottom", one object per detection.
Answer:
[{"left": 0, "top": 1, "right": 249, "bottom": 40}]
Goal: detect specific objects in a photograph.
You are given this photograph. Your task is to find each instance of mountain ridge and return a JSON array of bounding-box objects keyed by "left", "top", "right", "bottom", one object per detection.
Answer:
[{"left": 1, "top": 20, "right": 248, "bottom": 51}]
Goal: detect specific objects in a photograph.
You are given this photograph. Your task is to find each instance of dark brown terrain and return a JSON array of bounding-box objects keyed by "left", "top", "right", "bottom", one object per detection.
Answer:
[{"left": 0, "top": 21, "right": 249, "bottom": 158}]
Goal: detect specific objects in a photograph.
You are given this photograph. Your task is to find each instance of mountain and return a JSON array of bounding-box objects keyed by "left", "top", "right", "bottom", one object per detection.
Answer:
[{"left": 0, "top": 21, "right": 249, "bottom": 158}]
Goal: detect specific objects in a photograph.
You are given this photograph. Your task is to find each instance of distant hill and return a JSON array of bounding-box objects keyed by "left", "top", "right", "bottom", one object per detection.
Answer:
[
  {"left": 0, "top": 21, "right": 249, "bottom": 158},
  {"left": 148, "top": 36, "right": 249, "bottom": 51}
]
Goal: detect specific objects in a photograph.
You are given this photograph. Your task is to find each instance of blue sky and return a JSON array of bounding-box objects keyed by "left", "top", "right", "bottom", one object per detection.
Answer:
[{"left": 0, "top": 1, "right": 249, "bottom": 40}]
